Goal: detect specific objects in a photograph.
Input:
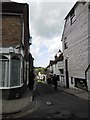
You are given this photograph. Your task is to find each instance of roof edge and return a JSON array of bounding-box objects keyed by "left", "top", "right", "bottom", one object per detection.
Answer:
[{"left": 64, "top": 1, "right": 86, "bottom": 20}]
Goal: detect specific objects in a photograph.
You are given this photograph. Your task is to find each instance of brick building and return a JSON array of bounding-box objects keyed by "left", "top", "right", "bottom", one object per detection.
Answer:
[{"left": 0, "top": 1, "right": 32, "bottom": 99}]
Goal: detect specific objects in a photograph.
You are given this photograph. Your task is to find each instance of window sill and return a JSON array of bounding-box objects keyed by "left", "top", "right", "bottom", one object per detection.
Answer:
[{"left": 0, "top": 83, "right": 23, "bottom": 89}]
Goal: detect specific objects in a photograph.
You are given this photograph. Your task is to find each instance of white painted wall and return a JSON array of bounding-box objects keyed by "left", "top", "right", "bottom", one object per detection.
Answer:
[
  {"left": 52, "top": 64, "right": 56, "bottom": 75},
  {"left": 50, "top": 65, "right": 53, "bottom": 72}
]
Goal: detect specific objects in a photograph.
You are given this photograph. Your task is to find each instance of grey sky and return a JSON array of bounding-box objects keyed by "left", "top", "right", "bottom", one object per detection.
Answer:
[
  {"left": 13, "top": 0, "right": 77, "bottom": 67},
  {"left": 30, "top": 2, "right": 74, "bottom": 39}
]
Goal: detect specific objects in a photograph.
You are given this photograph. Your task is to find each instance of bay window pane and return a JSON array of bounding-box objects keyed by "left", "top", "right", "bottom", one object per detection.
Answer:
[
  {"left": 10, "top": 59, "right": 20, "bottom": 87},
  {"left": 0, "top": 60, "right": 9, "bottom": 87},
  {"left": 0, "top": 61, "right": 2, "bottom": 87}
]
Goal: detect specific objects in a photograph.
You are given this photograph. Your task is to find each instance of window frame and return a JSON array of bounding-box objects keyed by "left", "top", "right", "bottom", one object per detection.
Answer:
[
  {"left": 64, "top": 37, "right": 68, "bottom": 50},
  {"left": 71, "top": 77, "right": 73, "bottom": 84},
  {"left": 0, "top": 55, "right": 23, "bottom": 89},
  {"left": 70, "top": 9, "right": 76, "bottom": 25},
  {"left": 0, "top": 56, "right": 9, "bottom": 87},
  {"left": 64, "top": 41, "right": 68, "bottom": 49}
]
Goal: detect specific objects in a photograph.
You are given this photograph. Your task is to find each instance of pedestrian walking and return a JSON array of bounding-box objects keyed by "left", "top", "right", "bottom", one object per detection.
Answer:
[
  {"left": 52, "top": 74, "right": 58, "bottom": 91},
  {"left": 47, "top": 77, "right": 51, "bottom": 84},
  {"left": 28, "top": 72, "right": 35, "bottom": 91}
]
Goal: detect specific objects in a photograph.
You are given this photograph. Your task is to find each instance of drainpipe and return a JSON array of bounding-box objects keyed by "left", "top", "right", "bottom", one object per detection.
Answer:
[{"left": 85, "top": 64, "right": 90, "bottom": 91}]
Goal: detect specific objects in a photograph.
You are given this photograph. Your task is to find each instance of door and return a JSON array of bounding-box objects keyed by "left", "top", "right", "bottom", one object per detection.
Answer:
[{"left": 65, "top": 59, "right": 69, "bottom": 88}]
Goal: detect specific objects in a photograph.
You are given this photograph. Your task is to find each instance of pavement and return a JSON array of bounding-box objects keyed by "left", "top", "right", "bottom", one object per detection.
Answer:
[
  {"left": 58, "top": 86, "right": 90, "bottom": 100},
  {"left": 0, "top": 87, "right": 35, "bottom": 116},
  {"left": 0, "top": 81, "right": 89, "bottom": 117}
]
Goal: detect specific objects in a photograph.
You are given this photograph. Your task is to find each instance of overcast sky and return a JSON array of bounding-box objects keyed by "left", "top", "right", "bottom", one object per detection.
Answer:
[{"left": 12, "top": 0, "right": 77, "bottom": 67}]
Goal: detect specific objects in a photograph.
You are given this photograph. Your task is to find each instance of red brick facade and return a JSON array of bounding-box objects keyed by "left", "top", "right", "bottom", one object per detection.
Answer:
[
  {"left": 0, "top": 2, "right": 30, "bottom": 99},
  {"left": 1, "top": 15, "right": 22, "bottom": 47}
]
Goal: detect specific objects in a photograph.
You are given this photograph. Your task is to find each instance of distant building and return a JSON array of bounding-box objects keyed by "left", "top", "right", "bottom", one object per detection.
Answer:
[
  {"left": 51, "top": 53, "right": 64, "bottom": 86},
  {"left": 62, "top": 1, "right": 90, "bottom": 91},
  {"left": 0, "top": 1, "right": 32, "bottom": 99},
  {"left": 46, "top": 52, "right": 64, "bottom": 86}
]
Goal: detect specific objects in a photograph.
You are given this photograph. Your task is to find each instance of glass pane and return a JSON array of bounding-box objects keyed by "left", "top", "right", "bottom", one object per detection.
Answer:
[
  {"left": 2, "top": 61, "right": 5, "bottom": 86},
  {"left": 5, "top": 61, "right": 9, "bottom": 87},
  {"left": 0, "top": 60, "right": 9, "bottom": 87},
  {"left": 0, "top": 61, "right": 2, "bottom": 87},
  {"left": 10, "top": 59, "right": 20, "bottom": 87}
]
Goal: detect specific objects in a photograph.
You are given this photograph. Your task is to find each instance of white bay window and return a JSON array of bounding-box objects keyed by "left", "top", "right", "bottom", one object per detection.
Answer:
[{"left": 0, "top": 55, "right": 23, "bottom": 88}]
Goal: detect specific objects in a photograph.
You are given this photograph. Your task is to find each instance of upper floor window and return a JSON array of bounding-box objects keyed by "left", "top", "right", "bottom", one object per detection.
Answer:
[
  {"left": 70, "top": 9, "right": 76, "bottom": 25},
  {"left": 64, "top": 42, "right": 68, "bottom": 49},
  {"left": 64, "top": 37, "right": 68, "bottom": 50}
]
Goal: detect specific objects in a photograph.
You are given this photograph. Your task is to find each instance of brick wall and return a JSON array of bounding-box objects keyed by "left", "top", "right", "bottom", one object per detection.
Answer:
[
  {"left": 0, "top": 15, "right": 22, "bottom": 47},
  {"left": 0, "top": 18, "right": 2, "bottom": 47}
]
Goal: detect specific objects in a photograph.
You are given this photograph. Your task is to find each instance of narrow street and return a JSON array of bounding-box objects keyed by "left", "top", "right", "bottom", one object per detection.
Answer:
[
  {"left": 22, "top": 81, "right": 88, "bottom": 119},
  {"left": 1, "top": 1, "right": 90, "bottom": 120}
]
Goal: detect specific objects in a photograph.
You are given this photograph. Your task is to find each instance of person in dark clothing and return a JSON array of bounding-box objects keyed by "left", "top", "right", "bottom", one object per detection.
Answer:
[
  {"left": 47, "top": 77, "right": 51, "bottom": 84},
  {"left": 53, "top": 74, "right": 58, "bottom": 91},
  {"left": 28, "top": 72, "right": 34, "bottom": 91}
]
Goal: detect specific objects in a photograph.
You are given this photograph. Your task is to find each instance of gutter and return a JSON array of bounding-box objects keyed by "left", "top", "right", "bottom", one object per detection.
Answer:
[{"left": 85, "top": 64, "right": 90, "bottom": 91}]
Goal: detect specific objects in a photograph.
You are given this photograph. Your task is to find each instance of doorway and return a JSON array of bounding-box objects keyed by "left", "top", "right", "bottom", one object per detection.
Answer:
[{"left": 65, "top": 59, "right": 69, "bottom": 88}]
